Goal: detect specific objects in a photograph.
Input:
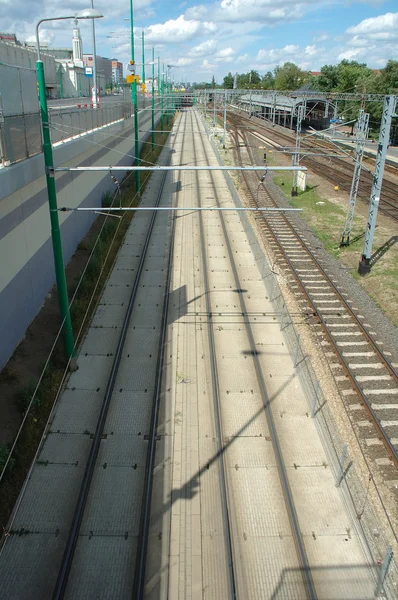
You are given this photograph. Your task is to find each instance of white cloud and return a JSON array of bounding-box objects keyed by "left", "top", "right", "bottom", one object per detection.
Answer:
[
  {"left": 216, "top": 0, "right": 310, "bottom": 24},
  {"left": 313, "top": 33, "right": 329, "bottom": 42},
  {"left": 337, "top": 12, "right": 398, "bottom": 65},
  {"left": 202, "top": 58, "right": 215, "bottom": 70},
  {"left": 216, "top": 47, "right": 235, "bottom": 58},
  {"left": 185, "top": 4, "right": 209, "bottom": 19},
  {"left": 346, "top": 12, "right": 398, "bottom": 36},
  {"left": 176, "top": 57, "right": 194, "bottom": 66},
  {"left": 146, "top": 15, "right": 216, "bottom": 44},
  {"left": 189, "top": 39, "right": 217, "bottom": 56},
  {"left": 304, "top": 45, "right": 317, "bottom": 56}
]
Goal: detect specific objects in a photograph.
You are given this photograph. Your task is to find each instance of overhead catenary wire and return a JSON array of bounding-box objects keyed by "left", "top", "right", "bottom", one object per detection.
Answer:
[
  {"left": 53, "top": 165, "right": 307, "bottom": 172},
  {"left": 58, "top": 206, "right": 303, "bottom": 213}
]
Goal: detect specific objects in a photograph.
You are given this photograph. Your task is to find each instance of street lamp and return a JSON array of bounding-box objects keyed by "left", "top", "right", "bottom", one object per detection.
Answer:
[
  {"left": 90, "top": 1, "right": 100, "bottom": 108},
  {"left": 129, "top": 0, "right": 140, "bottom": 193},
  {"left": 36, "top": 7, "right": 103, "bottom": 369}
]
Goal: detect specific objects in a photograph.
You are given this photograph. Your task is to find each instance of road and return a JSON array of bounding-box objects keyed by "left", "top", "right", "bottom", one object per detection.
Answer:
[{"left": 48, "top": 95, "right": 125, "bottom": 108}]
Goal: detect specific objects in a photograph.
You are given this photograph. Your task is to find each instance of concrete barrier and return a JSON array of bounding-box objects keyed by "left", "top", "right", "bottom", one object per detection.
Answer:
[{"left": 0, "top": 106, "right": 160, "bottom": 368}]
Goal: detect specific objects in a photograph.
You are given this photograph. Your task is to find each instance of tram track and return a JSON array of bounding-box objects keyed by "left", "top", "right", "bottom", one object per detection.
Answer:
[
  {"left": 51, "top": 115, "right": 183, "bottom": 599},
  {"left": 227, "top": 121, "right": 398, "bottom": 504},
  {"left": 191, "top": 109, "right": 317, "bottom": 598}
]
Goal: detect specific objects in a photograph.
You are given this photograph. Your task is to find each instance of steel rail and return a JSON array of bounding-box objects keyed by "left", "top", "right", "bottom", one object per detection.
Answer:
[
  {"left": 192, "top": 111, "right": 238, "bottom": 599},
  {"left": 235, "top": 126, "right": 398, "bottom": 469},
  {"left": 227, "top": 110, "right": 398, "bottom": 222},
  {"left": 199, "top": 113, "right": 317, "bottom": 599},
  {"left": 52, "top": 145, "right": 176, "bottom": 600},
  {"left": 240, "top": 127, "right": 398, "bottom": 384},
  {"left": 131, "top": 112, "right": 185, "bottom": 599}
]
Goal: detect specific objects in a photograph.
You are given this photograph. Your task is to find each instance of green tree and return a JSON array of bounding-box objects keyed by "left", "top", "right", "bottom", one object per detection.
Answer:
[
  {"left": 261, "top": 71, "right": 275, "bottom": 89},
  {"left": 380, "top": 60, "right": 398, "bottom": 93},
  {"left": 274, "top": 62, "right": 309, "bottom": 90},
  {"left": 223, "top": 72, "right": 234, "bottom": 89},
  {"left": 315, "top": 64, "right": 339, "bottom": 91},
  {"left": 335, "top": 60, "right": 372, "bottom": 93}
]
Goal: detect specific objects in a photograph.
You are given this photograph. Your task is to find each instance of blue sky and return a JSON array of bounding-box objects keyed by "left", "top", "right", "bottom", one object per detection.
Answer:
[{"left": 1, "top": 0, "right": 397, "bottom": 83}]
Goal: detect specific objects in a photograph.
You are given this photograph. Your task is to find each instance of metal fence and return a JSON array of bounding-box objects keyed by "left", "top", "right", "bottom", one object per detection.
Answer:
[
  {"left": 0, "top": 61, "right": 133, "bottom": 165},
  {"left": 0, "top": 64, "right": 42, "bottom": 165},
  {"left": 49, "top": 102, "right": 131, "bottom": 144},
  {"left": 203, "top": 114, "right": 398, "bottom": 599}
]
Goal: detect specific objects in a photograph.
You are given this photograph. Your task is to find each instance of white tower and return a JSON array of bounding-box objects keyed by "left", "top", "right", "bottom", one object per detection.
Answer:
[{"left": 72, "top": 19, "right": 84, "bottom": 67}]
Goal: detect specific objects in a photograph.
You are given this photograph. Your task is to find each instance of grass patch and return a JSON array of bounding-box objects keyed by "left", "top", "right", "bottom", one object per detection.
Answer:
[
  {"left": 271, "top": 172, "right": 398, "bottom": 327},
  {"left": 0, "top": 118, "right": 175, "bottom": 528}
]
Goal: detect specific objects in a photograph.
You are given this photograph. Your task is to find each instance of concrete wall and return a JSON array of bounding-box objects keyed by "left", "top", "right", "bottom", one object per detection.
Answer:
[
  {"left": 0, "top": 40, "right": 58, "bottom": 89},
  {"left": 57, "top": 62, "right": 106, "bottom": 99},
  {"left": 0, "top": 103, "right": 161, "bottom": 368}
]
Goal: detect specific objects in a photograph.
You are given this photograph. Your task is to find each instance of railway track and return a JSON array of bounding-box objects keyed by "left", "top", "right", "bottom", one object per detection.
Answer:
[
  {"left": 227, "top": 122, "right": 398, "bottom": 506},
  {"left": 51, "top": 116, "right": 184, "bottom": 599},
  {"left": 226, "top": 110, "right": 398, "bottom": 222},
  {"left": 0, "top": 107, "right": 385, "bottom": 598},
  {"left": 189, "top": 109, "right": 317, "bottom": 598}
]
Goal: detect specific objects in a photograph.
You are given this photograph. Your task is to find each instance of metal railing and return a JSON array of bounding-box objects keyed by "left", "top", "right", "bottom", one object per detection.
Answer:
[
  {"left": 49, "top": 102, "right": 131, "bottom": 144},
  {"left": 0, "top": 101, "right": 132, "bottom": 166}
]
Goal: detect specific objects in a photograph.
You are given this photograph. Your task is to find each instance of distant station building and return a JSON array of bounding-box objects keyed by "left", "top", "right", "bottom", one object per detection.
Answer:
[
  {"left": 0, "top": 23, "right": 112, "bottom": 99},
  {"left": 83, "top": 54, "right": 113, "bottom": 90},
  {"left": 111, "top": 60, "right": 123, "bottom": 88},
  {"left": 235, "top": 88, "right": 335, "bottom": 130},
  {"left": 0, "top": 32, "right": 21, "bottom": 45}
]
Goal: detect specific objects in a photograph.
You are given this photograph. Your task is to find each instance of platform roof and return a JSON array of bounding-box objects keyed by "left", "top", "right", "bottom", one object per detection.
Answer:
[{"left": 238, "top": 92, "right": 330, "bottom": 114}]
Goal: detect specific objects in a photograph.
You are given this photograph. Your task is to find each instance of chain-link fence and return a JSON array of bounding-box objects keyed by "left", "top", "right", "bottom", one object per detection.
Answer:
[{"left": 203, "top": 114, "right": 398, "bottom": 599}]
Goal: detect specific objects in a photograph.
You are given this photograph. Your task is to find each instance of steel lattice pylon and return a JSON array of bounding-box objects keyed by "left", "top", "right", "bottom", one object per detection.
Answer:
[
  {"left": 359, "top": 95, "right": 397, "bottom": 274},
  {"left": 341, "top": 109, "right": 370, "bottom": 246}
]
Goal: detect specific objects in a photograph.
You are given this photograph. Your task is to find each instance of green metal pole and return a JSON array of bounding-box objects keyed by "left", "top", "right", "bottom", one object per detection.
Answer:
[
  {"left": 130, "top": 0, "right": 140, "bottom": 193},
  {"left": 161, "top": 62, "right": 165, "bottom": 131},
  {"left": 36, "top": 61, "right": 76, "bottom": 367},
  {"left": 141, "top": 31, "right": 145, "bottom": 84},
  {"left": 158, "top": 56, "right": 164, "bottom": 132},
  {"left": 164, "top": 64, "right": 168, "bottom": 126},
  {"left": 151, "top": 47, "right": 155, "bottom": 151}
]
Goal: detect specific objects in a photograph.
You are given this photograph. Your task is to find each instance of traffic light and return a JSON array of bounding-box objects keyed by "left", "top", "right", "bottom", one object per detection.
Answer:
[{"left": 141, "top": 83, "right": 146, "bottom": 93}]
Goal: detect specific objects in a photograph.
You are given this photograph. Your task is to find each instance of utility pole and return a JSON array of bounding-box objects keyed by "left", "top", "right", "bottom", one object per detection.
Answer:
[
  {"left": 129, "top": 0, "right": 140, "bottom": 193},
  {"left": 151, "top": 47, "right": 155, "bottom": 151},
  {"left": 90, "top": 0, "right": 99, "bottom": 108},
  {"left": 358, "top": 95, "right": 397, "bottom": 275},
  {"left": 291, "top": 104, "right": 305, "bottom": 196},
  {"left": 223, "top": 90, "right": 227, "bottom": 148},
  {"left": 141, "top": 31, "right": 145, "bottom": 84},
  {"left": 141, "top": 30, "right": 145, "bottom": 111},
  {"left": 341, "top": 109, "right": 369, "bottom": 246}
]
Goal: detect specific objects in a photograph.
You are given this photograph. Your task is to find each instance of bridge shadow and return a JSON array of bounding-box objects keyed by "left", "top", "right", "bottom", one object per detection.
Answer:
[
  {"left": 269, "top": 564, "right": 377, "bottom": 599},
  {"left": 151, "top": 373, "right": 296, "bottom": 516},
  {"left": 370, "top": 235, "right": 398, "bottom": 267}
]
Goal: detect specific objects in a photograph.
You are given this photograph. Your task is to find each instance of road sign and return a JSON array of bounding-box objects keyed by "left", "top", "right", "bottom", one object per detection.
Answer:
[{"left": 84, "top": 67, "right": 93, "bottom": 77}]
